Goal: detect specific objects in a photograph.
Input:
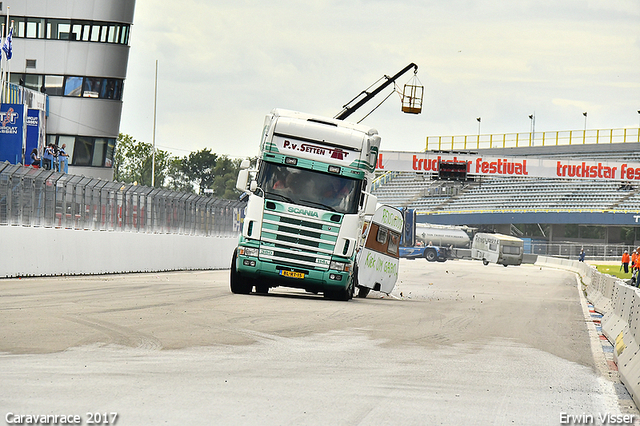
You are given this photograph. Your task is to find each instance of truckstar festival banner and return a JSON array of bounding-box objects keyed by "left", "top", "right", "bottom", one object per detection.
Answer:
[
  {"left": 377, "top": 151, "right": 640, "bottom": 182},
  {"left": 0, "top": 104, "right": 25, "bottom": 164}
]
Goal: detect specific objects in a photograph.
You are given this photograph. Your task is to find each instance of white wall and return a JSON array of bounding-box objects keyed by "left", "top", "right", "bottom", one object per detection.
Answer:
[{"left": 0, "top": 226, "right": 238, "bottom": 277}]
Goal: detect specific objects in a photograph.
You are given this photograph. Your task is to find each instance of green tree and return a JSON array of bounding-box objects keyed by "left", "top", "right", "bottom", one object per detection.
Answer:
[
  {"left": 166, "top": 157, "right": 195, "bottom": 193},
  {"left": 180, "top": 148, "right": 218, "bottom": 194},
  {"left": 113, "top": 133, "right": 172, "bottom": 187},
  {"left": 211, "top": 156, "right": 241, "bottom": 199}
]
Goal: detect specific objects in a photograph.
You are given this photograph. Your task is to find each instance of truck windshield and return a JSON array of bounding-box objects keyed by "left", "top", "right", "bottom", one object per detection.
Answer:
[{"left": 257, "top": 162, "right": 362, "bottom": 214}]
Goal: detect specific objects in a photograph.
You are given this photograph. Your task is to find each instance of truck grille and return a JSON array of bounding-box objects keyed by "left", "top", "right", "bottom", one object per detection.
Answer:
[{"left": 259, "top": 210, "right": 340, "bottom": 270}]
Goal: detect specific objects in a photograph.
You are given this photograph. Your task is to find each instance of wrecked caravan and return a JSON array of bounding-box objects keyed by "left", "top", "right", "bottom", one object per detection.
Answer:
[{"left": 471, "top": 233, "right": 523, "bottom": 266}]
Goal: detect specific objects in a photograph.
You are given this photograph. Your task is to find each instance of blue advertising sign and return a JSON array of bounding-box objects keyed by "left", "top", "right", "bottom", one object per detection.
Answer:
[
  {"left": 25, "top": 108, "right": 40, "bottom": 157},
  {"left": 0, "top": 103, "right": 25, "bottom": 164}
]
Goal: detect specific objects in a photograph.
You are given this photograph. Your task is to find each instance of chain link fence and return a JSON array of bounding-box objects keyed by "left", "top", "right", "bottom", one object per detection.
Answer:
[{"left": 0, "top": 162, "right": 245, "bottom": 235}]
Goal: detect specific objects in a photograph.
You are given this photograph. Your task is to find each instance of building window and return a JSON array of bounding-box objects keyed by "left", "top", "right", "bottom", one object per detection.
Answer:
[
  {"left": 64, "top": 76, "right": 83, "bottom": 96},
  {"left": 83, "top": 77, "right": 102, "bottom": 98},
  {"left": 23, "top": 74, "right": 42, "bottom": 92},
  {"left": 11, "top": 73, "right": 124, "bottom": 100},
  {"left": 105, "top": 140, "right": 115, "bottom": 167},
  {"left": 73, "top": 137, "right": 93, "bottom": 166},
  {"left": 58, "top": 136, "right": 75, "bottom": 164},
  {"left": 48, "top": 135, "right": 116, "bottom": 168},
  {"left": 4, "top": 15, "right": 130, "bottom": 45},
  {"left": 14, "top": 17, "right": 25, "bottom": 38},
  {"left": 26, "top": 17, "right": 45, "bottom": 39},
  {"left": 93, "top": 138, "right": 107, "bottom": 167},
  {"left": 47, "top": 19, "right": 71, "bottom": 40},
  {"left": 44, "top": 75, "right": 64, "bottom": 96}
]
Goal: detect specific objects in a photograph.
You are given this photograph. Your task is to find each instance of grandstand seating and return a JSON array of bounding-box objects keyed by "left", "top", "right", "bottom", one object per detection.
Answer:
[{"left": 372, "top": 145, "right": 640, "bottom": 213}]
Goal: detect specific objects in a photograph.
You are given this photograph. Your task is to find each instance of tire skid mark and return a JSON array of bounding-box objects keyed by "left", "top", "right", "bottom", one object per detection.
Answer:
[{"left": 62, "top": 316, "right": 163, "bottom": 350}]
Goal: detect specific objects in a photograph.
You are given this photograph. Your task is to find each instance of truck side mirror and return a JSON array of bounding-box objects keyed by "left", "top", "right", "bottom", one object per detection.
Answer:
[
  {"left": 240, "top": 159, "right": 251, "bottom": 170},
  {"left": 236, "top": 169, "right": 249, "bottom": 192},
  {"left": 364, "top": 193, "right": 378, "bottom": 215}
]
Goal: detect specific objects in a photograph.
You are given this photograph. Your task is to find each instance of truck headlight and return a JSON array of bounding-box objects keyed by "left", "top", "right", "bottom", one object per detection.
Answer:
[
  {"left": 240, "top": 247, "right": 259, "bottom": 257},
  {"left": 329, "top": 261, "right": 350, "bottom": 272}
]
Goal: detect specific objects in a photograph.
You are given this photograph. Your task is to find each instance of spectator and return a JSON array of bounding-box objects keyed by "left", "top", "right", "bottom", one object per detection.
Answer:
[
  {"left": 633, "top": 247, "right": 640, "bottom": 286},
  {"left": 622, "top": 250, "right": 630, "bottom": 274},
  {"left": 42, "top": 144, "right": 54, "bottom": 170},
  {"left": 578, "top": 249, "right": 585, "bottom": 262},
  {"left": 58, "top": 144, "right": 69, "bottom": 173},
  {"left": 29, "top": 148, "right": 40, "bottom": 167}
]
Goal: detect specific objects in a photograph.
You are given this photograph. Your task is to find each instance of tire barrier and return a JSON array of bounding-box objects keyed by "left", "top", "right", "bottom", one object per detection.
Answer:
[{"left": 535, "top": 256, "right": 640, "bottom": 408}]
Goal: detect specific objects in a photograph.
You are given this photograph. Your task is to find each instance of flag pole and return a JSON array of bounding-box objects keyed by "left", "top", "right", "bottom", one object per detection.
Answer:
[
  {"left": 0, "top": 5, "right": 7, "bottom": 102},
  {"left": 151, "top": 59, "right": 158, "bottom": 187},
  {"left": 4, "top": 7, "right": 9, "bottom": 92},
  {"left": 0, "top": 22, "right": 5, "bottom": 102},
  {"left": 6, "top": 19, "right": 12, "bottom": 87}
]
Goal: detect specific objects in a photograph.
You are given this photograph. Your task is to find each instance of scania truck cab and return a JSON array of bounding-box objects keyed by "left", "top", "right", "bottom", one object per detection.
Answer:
[{"left": 232, "top": 109, "right": 385, "bottom": 300}]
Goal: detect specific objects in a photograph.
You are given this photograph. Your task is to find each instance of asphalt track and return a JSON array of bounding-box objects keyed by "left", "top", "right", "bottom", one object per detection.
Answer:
[{"left": 1, "top": 259, "right": 639, "bottom": 425}]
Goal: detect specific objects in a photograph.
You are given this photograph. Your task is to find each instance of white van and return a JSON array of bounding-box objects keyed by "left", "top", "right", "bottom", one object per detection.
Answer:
[{"left": 471, "top": 233, "right": 524, "bottom": 267}]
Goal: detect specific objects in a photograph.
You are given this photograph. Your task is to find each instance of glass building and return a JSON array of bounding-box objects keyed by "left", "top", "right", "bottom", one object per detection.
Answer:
[{"left": 1, "top": 0, "right": 136, "bottom": 180}]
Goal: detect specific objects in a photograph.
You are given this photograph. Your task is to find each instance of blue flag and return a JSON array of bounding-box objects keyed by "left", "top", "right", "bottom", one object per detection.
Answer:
[{"left": 2, "top": 26, "right": 13, "bottom": 60}]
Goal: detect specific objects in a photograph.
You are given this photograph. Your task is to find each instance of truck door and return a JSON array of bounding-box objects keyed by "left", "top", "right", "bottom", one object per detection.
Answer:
[{"left": 357, "top": 206, "right": 404, "bottom": 294}]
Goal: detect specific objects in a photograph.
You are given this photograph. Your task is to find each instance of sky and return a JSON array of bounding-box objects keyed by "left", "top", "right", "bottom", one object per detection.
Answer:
[{"left": 119, "top": 0, "right": 640, "bottom": 160}]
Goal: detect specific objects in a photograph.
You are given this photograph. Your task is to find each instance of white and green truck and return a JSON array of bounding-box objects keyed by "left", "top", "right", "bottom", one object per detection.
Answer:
[{"left": 231, "top": 108, "right": 402, "bottom": 300}]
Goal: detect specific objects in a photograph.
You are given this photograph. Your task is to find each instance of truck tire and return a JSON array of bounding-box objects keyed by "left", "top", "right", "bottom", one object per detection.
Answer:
[
  {"left": 482, "top": 259, "right": 489, "bottom": 266},
  {"left": 255, "top": 283, "right": 270, "bottom": 293},
  {"left": 324, "top": 281, "right": 353, "bottom": 301},
  {"left": 230, "top": 250, "right": 252, "bottom": 294},
  {"left": 425, "top": 249, "right": 437, "bottom": 262},
  {"left": 356, "top": 286, "right": 370, "bottom": 298}
]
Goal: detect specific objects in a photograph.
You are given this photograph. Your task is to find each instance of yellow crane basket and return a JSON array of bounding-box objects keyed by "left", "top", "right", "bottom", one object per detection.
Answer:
[{"left": 401, "top": 75, "right": 423, "bottom": 114}]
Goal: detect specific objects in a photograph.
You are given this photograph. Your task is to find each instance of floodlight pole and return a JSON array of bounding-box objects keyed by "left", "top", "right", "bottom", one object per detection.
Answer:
[
  {"left": 529, "top": 114, "right": 535, "bottom": 146},
  {"left": 151, "top": 60, "right": 158, "bottom": 187}
]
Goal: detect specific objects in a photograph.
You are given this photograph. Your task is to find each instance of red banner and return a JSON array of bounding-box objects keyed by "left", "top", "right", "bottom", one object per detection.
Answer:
[{"left": 377, "top": 151, "right": 636, "bottom": 181}]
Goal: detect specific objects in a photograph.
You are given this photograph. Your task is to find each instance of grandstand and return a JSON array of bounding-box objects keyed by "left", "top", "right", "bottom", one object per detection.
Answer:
[{"left": 371, "top": 138, "right": 640, "bottom": 256}]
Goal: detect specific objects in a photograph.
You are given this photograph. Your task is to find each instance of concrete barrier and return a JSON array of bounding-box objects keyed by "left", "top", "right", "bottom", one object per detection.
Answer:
[
  {"left": 536, "top": 255, "right": 640, "bottom": 408},
  {"left": 0, "top": 226, "right": 238, "bottom": 278}
]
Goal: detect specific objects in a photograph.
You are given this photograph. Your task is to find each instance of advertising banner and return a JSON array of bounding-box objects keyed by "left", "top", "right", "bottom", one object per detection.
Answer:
[
  {"left": 0, "top": 103, "right": 25, "bottom": 164},
  {"left": 378, "top": 151, "right": 640, "bottom": 182},
  {"left": 25, "top": 108, "right": 43, "bottom": 158}
]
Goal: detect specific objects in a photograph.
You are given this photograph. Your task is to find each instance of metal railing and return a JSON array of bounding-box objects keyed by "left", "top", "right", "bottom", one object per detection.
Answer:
[
  {"left": 530, "top": 242, "right": 636, "bottom": 262},
  {"left": 0, "top": 162, "right": 245, "bottom": 236},
  {"left": 371, "top": 171, "right": 398, "bottom": 191},
  {"left": 426, "top": 128, "right": 640, "bottom": 151}
]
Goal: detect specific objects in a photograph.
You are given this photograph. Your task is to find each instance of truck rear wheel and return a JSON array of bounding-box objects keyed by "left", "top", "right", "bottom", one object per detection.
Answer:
[
  {"left": 482, "top": 259, "right": 489, "bottom": 266},
  {"left": 230, "top": 250, "right": 252, "bottom": 294}
]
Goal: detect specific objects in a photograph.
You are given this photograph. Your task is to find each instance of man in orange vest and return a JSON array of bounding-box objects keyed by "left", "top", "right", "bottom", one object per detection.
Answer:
[
  {"left": 632, "top": 248, "right": 640, "bottom": 285},
  {"left": 622, "top": 250, "right": 630, "bottom": 274}
]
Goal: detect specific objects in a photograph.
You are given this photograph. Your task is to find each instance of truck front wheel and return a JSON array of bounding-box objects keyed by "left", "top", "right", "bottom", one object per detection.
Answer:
[
  {"left": 324, "top": 281, "right": 353, "bottom": 301},
  {"left": 230, "top": 250, "right": 252, "bottom": 294},
  {"left": 425, "top": 249, "right": 437, "bottom": 262}
]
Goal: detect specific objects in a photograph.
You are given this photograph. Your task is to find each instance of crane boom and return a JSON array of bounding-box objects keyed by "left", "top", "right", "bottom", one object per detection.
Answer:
[{"left": 334, "top": 63, "right": 418, "bottom": 121}]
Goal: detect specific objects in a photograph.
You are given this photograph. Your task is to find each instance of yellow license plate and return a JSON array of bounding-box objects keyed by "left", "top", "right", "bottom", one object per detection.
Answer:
[{"left": 280, "top": 270, "right": 304, "bottom": 279}]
